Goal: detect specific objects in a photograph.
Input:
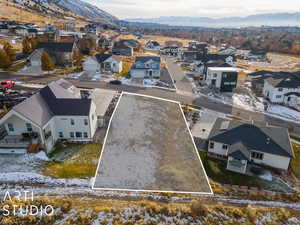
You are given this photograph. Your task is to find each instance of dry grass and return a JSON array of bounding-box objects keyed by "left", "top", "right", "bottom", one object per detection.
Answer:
[
  {"left": 1, "top": 197, "right": 299, "bottom": 225},
  {"left": 0, "top": 1, "right": 88, "bottom": 27},
  {"left": 42, "top": 142, "right": 101, "bottom": 178},
  {"left": 144, "top": 35, "right": 190, "bottom": 46}
]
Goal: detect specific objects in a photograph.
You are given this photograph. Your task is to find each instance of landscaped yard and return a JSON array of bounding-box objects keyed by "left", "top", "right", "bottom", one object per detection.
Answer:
[
  {"left": 43, "top": 142, "right": 102, "bottom": 179},
  {"left": 291, "top": 143, "right": 300, "bottom": 180}
]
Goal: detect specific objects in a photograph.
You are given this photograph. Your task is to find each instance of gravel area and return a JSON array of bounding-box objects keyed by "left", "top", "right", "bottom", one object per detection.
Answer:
[{"left": 94, "top": 93, "right": 212, "bottom": 193}]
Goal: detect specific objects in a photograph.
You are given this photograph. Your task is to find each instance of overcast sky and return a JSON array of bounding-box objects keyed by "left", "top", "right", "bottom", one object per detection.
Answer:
[{"left": 84, "top": 0, "right": 300, "bottom": 19}]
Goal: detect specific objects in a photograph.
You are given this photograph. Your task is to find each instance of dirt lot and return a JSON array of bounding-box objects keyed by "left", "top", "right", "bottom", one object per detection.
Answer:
[
  {"left": 237, "top": 53, "right": 300, "bottom": 72},
  {"left": 94, "top": 93, "right": 212, "bottom": 193}
]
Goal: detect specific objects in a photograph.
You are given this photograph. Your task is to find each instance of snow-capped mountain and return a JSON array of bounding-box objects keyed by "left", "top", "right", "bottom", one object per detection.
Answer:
[{"left": 13, "top": 0, "right": 117, "bottom": 22}]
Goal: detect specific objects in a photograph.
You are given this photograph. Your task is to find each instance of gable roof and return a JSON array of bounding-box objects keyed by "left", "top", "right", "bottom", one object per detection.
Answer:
[
  {"left": 135, "top": 56, "right": 161, "bottom": 64},
  {"left": 12, "top": 79, "right": 90, "bottom": 127},
  {"left": 209, "top": 118, "right": 294, "bottom": 158},
  {"left": 266, "top": 74, "right": 300, "bottom": 88},
  {"left": 36, "top": 42, "right": 75, "bottom": 53}
]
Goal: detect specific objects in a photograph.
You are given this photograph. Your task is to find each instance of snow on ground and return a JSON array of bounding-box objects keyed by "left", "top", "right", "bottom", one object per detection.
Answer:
[
  {"left": 91, "top": 73, "right": 102, "bottom": 81},
  {"left": 267, "top": 104, "right": 300, "bottom": 121},
  {"left": 206, "top": 92, "right": 264, "bottom": 112},
  {"left": 259, "top": 170, "right": 273, "bottom": 181},
  {"left": 65, "top": 71, "right": 85, "bottom": 79},
  {"left": 0, "top": 152, "right": 90, "bottom": 187}
]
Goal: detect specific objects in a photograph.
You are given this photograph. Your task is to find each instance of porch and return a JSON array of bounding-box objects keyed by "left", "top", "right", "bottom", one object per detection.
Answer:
[
  {"left": 0, "top": 133, "right": 40, "bottom": 149},
  {"left": 227, "top": 157, "right": 248, "bottom": 174}
]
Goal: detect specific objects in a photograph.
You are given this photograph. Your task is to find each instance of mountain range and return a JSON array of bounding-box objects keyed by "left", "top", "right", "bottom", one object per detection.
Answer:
[{"left": 126, "top": 13, "right": 300, "bottom": 28}]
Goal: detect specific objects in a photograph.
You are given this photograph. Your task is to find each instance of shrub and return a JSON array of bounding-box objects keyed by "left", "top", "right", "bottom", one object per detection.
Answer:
[{"left": 190, "top": 200, "right": 208, "bottom": 218}]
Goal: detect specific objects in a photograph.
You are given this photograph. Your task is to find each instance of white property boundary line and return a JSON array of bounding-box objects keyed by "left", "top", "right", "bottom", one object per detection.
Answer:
[{"left": 92, "top": 91, "right": 213, "bottom": 195}]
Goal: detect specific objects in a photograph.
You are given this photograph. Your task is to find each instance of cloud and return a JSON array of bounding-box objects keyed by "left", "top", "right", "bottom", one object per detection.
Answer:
[{"left": 84, "top": 0, "right": 300, "bottom": 19}]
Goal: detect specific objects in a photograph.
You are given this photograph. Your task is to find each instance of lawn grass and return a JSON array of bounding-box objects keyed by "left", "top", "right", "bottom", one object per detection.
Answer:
[
  {"left": 291, "top": 143, "right": 300, "bottom": 180},
  {"left": 199, "top": 151, "right": 264, "bottom": 188},
  {"left": 43, "top": 142, "right": 102, "bottom": 179}
]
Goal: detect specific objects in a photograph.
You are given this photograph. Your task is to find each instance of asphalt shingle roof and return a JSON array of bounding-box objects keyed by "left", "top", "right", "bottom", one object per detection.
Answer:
[
  {"left": 36, "top": 42, "right": 74, "bottom": 52},
  {"left": 209, "top": 118, "right": 294, "bottom": 158}
]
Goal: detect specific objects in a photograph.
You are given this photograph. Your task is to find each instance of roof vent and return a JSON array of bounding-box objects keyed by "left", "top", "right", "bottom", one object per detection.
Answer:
[{"left": 286, "top": 78, "right": 291, "bottom": 81}]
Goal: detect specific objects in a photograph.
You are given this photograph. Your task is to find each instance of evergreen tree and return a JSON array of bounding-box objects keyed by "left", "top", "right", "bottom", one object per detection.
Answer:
[
  {"left": 41, "top": 51, "right": 54, "bottom": 72},
  {"left": 3, "top": 43, "right": 16, "bottom": 61},
  {"left": 0, "top": 49, "right": 11, "bottom": 69},
  {"left": 22, "top": 38, "right": 32, "bottom": 54}
]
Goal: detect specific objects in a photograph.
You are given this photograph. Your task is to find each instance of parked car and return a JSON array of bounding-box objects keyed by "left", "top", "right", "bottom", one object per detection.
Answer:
[
  {"left": 109, "top": 80, "right": 122, "bottom": 85},
  {"left": 0, "top": 80, "right": 15, "bottom": 90}
]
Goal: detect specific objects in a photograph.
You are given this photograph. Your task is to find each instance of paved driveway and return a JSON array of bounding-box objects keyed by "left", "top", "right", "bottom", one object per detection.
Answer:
[{"left": 164, "top": 57, "right": 194, "bottom": 93}]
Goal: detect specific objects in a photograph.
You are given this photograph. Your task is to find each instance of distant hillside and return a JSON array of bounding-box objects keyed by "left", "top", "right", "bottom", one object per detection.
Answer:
[
  {"left": 127, "top": 13, "right": 300, "bottom": 28},
  {"left": 2, "top": 0, "right": 117, "bottom": 24}
]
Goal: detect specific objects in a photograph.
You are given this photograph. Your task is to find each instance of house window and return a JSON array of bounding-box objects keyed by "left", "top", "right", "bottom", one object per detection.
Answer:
[
  {"left": 251, "top": 151, "right": 264, "bottom": 160},
  {"left": 92, "top": 115, "right": 94, "bottom": 120},
  {"left": 278, "top": 88, "right": 283, "bottom": 92},
  {"left": 59, "top": 132, "right": 63, "bottom": 138},
  {"left": 75, "top": 132, "right": 82, "bottom": 138},
  {"left": 70, "top": 132, "right": 74, "bottom": 138},
  {"left": 213, "top": 73, "right": 218, "bottom": 78},
  {"left": 7, "top": 123, "right": 14, "bottom": 132},
  {"left": 83, "top": 132, "right": 88, "bottom": 138},
  {"left": 209, "top": 142, "right": 214, "bottom": 149},
  {"left": 71, "top": 119, "right": 75, "bottom": 125},
  {"left": 276, "top": 95, "right": 282, "bottom": 99},
  {"left": 222, "top": 144, "right": 228, "bottom": 150},
  {"left": 26, "top": 123, "right": 32, "bottom": 132},
  {"left": 84, "top": 119, "right": 88, "bottom": 126}
]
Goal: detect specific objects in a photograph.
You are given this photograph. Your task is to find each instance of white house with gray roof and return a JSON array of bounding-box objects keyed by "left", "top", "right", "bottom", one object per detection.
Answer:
[
  {"left": 0, "top": 79, "right": 97, "bottom": 153},
  {"left": 83, "top": 54, "right": 122, "bottom": 74},
  {"left": 207, "top": 118, "right": 294, "bottom": 174},
  {"left": 130, "top": 56, "right": 161, "bottom": 79},
  {"left": 263, "top": 75, "right": 300, "bottom": 107}
]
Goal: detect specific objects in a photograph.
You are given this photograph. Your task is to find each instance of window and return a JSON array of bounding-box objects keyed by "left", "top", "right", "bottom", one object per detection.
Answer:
[
  {"left": 251, "top": 152, "right": 264, "bottom": 160},
  {"left": 75, "top": 132, "right": 82, "bottom": 138},
  {"left": 278, "top": 88, "right": 283, "bottom": 92},
  {"left": 84, "top": 119, "right": 88, "bottom": 126},
  {"left": 276, "top": 95, "right": 282, "bottom": 99},
  {"left": 59, "top": 132, "right": 63, "bottom": 138},
  {"left": 26, "top": 123, "right": 32, "bottom": 132},
  {"left": 70, "top": 119, "right": 75, "bottom": 125},
  {"left": 70, "top": 132, "right": 74, "bottom": 138},
  {"left": 222, "top": 144, "right": 228, "bottom": 150},
  {"left": 209, "top": 142, "right": 214, "bottom": 149},
  {"left": 83, "top": 132, "right": 88, "bottom": 138},
  {"left": 92, "top": 115, "right": 94, "bottom": 120},
  {"left": 213, "top": 73, "right": 218, "bottom": 78},
  {"left": 7, "top": 123, "right": 14, "bottom": 132}
]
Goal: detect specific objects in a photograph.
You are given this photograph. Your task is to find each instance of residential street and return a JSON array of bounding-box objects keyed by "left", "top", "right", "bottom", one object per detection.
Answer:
[
  {"left": 164, "top": 56, "right": 194, "bottom": 94},
  {"left": 2, "top": 69, "right": 300, "bottom": 137}
]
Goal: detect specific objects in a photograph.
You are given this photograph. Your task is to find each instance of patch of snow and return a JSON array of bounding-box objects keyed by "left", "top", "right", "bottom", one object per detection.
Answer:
[
  {"left": 34, "top": 151, "right": 50, "bottom": 161},
  {"left": 15, "top": 82, "right": 45, "bottom": 89},
  {"left": 259, "top": 170, "right": 272, "bottom": 181},
  {"left": 267, "top": 104, "right": 300, "bottom": 121},
  {"left": 65, "top": 71, "right": 85, "bottom": 79}
]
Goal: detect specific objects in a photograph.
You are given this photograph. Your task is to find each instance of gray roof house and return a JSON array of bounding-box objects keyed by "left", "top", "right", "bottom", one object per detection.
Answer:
[
  {"left": 0, "top": 79, "right": 97, "bottom": 153},
  {"left": 130, "top": 56, "right": 161, "bottom": 79},
  {"left": 207, "top": 118, "right": 294, "bottom": 173}
]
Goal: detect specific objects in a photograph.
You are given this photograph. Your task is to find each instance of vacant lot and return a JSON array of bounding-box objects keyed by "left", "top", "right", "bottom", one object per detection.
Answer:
[
  {"left": 94, "top": 93, "right": 211, "bottom": 193},
  {"left": 43, "top": 142, "right": 101, "bottom": 178}
]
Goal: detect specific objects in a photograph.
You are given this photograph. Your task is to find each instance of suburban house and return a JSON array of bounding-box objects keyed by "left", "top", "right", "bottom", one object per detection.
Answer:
[
  {"left": 263, "top": 74, "right": 300, "bottom": 109},
  {"left": 0, "top": 24, "right": 9, "bottom": 33},
  {"left": 161, "top": 46, "right": 181, "bottom": 56},
  {"left": 35, "top": 42, "right": 78, "bottom": 66},
  {"left": 145, "top": 40, "right": 160, "bottom": 50},
  {"left": 205, "top": 67, "right": 241, "bottom": 92},
  {"left": 130, "top": 56, "right": 161, "bottom": 79},
  {"left": 83, "top": 54, "right": 122, "bottom": 73},
  {"left": 28, "top": 49, "right": 44, "bottom": 67},
  {"left": 112, "top": 41, "right": 134, "bottom": 56},
  {"left": 207, "top": 118, "right": 294, "bottom": 173},
  {"left": 194, "top": 61, "right": 232, "bottom": 76},
  {"left": 188, "top": 42, "right": 208, "bottom": 53},
  {"left": 0, "top": 79, "right": 98, "bottom": 153}
]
